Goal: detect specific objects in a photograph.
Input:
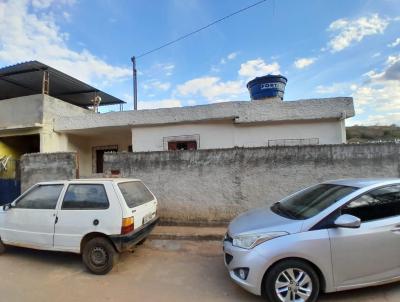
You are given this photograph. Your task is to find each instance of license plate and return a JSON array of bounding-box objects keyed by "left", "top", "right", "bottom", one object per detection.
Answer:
[{"left": 143, "top": 213, "right": 155, "bottom": 224}]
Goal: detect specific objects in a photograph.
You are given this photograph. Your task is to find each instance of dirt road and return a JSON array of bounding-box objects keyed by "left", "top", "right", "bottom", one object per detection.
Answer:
[{"left": 0, "top": 240, "right": 399, "bottom": 302}]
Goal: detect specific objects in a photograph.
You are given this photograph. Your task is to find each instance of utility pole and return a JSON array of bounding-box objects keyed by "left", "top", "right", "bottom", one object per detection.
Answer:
[{"left": 131, "top": 56, "right": 138, "bottom": 110}]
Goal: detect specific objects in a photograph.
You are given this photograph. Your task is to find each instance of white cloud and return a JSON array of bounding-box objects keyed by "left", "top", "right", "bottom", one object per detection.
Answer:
[
  {"left": 143, "top": 80, "right": 171, "bottom": 91},
  {"left": 31, "top": 0, "right": 75, "bottom": 9},
  {"left": 364, "top": 54, "right": 400, "bottom": 82},
  {"left": 227, "top": 52, "right": 238, "bottom": 60},
  {"left": 177, "top": 76, "right": 245, "bottom": 101},
  {"left": 0, "top": 0, "right": 130, "bottom": 85},
  {"left": 138, "top": 99, "right": 182, "bottom": 110},
  {"left": 315, "top": 83, "right": 349, "bottom": 95},
  {"left": 220, "top": 51, "right": 239, "bottom": 64},
  {"left": 176, "top": 58, "right": 280, "bottom": 102},
  {"left": 327, "top": 14, "right": 389, "bottom": 52},
  {"left": 350, "top": 54, "right": 400, "bottom": 124},
  {"left": 388, "top": 37, "right": 400, "bottom": 48},
  {"left": 294, "top": 57, "right": 316, "bottom": 69},
  {"left": 238, "top": 58, "right": 280, "bottom": 78}
]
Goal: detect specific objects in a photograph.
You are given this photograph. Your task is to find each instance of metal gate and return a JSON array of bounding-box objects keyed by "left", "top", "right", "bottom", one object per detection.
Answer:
[{"left": 0, "top": 157, "right": 21, "bottom": 205}]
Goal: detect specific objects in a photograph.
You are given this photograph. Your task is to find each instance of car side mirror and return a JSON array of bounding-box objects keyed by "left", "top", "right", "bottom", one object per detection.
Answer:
[
  {"left": 2, "top": 204, "right": 12, "bottom": 211},
  {"left": 334, "top": 214, "right": 361, "bottom": 229}
]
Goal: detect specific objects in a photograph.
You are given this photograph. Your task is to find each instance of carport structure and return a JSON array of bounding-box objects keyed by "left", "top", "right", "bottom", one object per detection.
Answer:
[{"left": 0, "top": 61, "right": 126, "bottom": 202}]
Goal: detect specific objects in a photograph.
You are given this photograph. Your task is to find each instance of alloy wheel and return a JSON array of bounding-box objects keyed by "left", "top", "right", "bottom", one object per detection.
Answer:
[{"left": 274, "top": 268, "right": 313, "bottom": 302}]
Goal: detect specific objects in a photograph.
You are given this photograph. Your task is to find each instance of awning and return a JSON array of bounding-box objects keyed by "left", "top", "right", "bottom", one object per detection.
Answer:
[{"left": 0, "top": 61, "right": 125, "bottom": 107}]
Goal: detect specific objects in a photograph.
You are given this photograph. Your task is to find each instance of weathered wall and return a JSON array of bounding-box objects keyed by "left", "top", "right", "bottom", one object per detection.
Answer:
[
  {"left": 104, "top": 143, "right": 400, "bottom": 225},
  {"left": 20, "top": 152, "right": 78, "bottom": 192},
  {"left": 131, "top": 119, "right": 345, "bottom": 152},
  {"left": 0, "top": 95, "right": 43, "bottom": 130}
]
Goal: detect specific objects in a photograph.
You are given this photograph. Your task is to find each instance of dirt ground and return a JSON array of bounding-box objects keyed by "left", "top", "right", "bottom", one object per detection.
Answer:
[{"left": 0, "top": 240, "right": 399, "bottom": 302}]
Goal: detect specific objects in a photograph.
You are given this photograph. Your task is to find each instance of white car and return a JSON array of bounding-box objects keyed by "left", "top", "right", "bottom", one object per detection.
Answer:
[{"left": 0, "top": 178, "right": 158, "bottom": 274}]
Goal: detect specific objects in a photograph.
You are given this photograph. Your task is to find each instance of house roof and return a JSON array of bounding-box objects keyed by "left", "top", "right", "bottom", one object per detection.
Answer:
[
  {"left": 0, "top": 61, "right": 125, "bottom": 107},
  {"left": 54, "top": 97, "right": 355, "bottom": 132}
]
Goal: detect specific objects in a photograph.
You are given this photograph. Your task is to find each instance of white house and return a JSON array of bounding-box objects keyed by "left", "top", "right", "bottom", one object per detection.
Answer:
[{"left": 0, "top": 61, "right": 355, "bottom": 178}]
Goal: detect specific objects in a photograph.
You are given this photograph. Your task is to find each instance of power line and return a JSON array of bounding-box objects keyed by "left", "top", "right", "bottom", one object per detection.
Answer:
[{"left": 136, "top": 0, "right": 268, "bottom": 59}]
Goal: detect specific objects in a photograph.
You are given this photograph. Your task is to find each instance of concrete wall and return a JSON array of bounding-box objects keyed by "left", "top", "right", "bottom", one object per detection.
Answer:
[
  {"left": 131, "top": 119, "right": 345, "bottom": 152},
  {"left": 104, "top": 143, "right": 400, "bottom": 225},
  {"left": 20, "top": 152, "right": 78, "bottom": 193},
  {"left": 0, "top": 95, "right": 43, "bottom": 130},
  {"left": 66, "top": 130, "right": 131, "bottom": 177},
  {"left": 40, "top": 95, "right": 91, "bottom": 153}
]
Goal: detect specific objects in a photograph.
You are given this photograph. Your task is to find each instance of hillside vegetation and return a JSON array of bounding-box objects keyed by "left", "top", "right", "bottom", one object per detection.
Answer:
[{"left": 346, "top": 125, "right": 400, "bottom": 143}]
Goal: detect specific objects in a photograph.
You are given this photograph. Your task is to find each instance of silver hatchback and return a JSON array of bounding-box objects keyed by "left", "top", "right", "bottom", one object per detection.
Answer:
[{"left": 224, "top": 178, "right": 400, "bottom": 302}]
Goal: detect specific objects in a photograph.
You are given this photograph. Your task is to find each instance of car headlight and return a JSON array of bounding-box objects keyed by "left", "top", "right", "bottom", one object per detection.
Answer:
[{"left": 232, "top": 232, "right": 288, "bottom": 249}]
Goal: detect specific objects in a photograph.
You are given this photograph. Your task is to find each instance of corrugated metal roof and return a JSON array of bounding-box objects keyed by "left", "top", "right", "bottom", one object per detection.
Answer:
[{"left": 0, "top": 61, "right": 125, "bottom": 107}]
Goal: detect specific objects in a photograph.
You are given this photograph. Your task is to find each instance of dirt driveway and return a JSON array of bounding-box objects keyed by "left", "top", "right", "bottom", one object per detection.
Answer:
[{"left": 0, "top": 240, "right": 399, "bottom": 302}]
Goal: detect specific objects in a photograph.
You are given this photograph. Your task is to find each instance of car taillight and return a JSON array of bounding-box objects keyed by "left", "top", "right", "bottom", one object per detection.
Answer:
[{"left": 121, "top": 217, "right": 134, "bottom": 234}]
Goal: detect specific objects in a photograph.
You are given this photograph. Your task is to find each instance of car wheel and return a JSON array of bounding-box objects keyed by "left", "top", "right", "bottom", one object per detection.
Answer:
[
  {"left": 82, "top": 237, "right": 119, "bottom": 275},
  {"left": 0, "top": 239, "right": 5, "bottom": 254},
  {"left": 264, "top": 259, "right": 320, "bottom": 302},
  {"left": 137, "top": 237, "right": 147, "bottom": 245}
]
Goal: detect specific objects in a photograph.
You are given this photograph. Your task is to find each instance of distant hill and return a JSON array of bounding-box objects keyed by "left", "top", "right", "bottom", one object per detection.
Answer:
[{"left": 346, "top": 125, "right": 400, "bottom": 143}]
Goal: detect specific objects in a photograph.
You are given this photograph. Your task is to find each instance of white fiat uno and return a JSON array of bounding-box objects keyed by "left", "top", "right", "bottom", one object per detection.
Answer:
[{"left": 0, "top": 178, "right": 158, "bottom": 274}]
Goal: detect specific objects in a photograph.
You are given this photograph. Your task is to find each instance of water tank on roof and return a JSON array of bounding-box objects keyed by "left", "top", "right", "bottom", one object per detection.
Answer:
[{"left": 247, "top": 74, "right": 287, "bottom": 100}]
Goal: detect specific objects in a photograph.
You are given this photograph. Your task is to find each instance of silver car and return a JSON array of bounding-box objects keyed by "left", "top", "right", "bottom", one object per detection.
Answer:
[{"left": 223, "top": 178, "right": 400, "bottom": 302}]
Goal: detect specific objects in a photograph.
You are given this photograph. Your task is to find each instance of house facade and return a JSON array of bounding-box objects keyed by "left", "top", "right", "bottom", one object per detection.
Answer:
[{"left": 0, "top": 61, "right": 355, "bottom": 180}]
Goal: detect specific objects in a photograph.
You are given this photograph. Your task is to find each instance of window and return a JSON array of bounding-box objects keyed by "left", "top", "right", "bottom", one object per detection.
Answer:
[
  {"left": 118, "top": 181, "right": 154, "bottom": 208},
  {"left": 15, "top": 185, "right": 63, "bottom": 209},
  {"left": 271, "top": 184, "right": 356, "bottom": 220},
  {"left": 342, "top": 185, "right": 400, "bottom": 222},
  {"left": 168, "top": 141, "right": 197, "bottom": 151},
  {"left": 62, "top": 184, "right": 109, "bottom": 210}
]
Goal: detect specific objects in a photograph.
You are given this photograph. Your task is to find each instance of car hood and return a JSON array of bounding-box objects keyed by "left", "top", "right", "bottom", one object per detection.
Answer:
[{"left": 228, "top": 206, "right": 304, "bottom": 237}]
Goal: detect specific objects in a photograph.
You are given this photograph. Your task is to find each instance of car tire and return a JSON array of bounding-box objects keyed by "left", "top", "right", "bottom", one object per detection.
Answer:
[
  {"left": 137, "top": 237, "right": 147, "bottom": 245},
  {"left": 264, "top": 259, "right": 320, "bottom": 302},
  {"left": 82, "top": 237, "right": 119, "bottom": 275},
  {"left": 0, "top": 239, "right": 5, "bottom": 254}
]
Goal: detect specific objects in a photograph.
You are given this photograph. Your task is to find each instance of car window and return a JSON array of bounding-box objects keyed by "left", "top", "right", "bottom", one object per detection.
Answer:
[
  {"left": 342, "top": 185, "right": 400, "bottom": 222},
  {"left": 62, "top": 184, "right": 109, "bottom": 210},
  {"left": 272, "top": 184, "right": 357, "bottom": 220},
  {"left": 118, "top": 181, "right": 154, "bottom": 208},
  {"left": 15, "top": 185, "right": 63, "bottom": 209}
]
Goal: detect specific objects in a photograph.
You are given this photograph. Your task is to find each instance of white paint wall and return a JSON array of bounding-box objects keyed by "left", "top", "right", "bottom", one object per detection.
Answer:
[
  {"left": 131, "top": 119, "right": 345, "bottom": 152},
  {"left": 67, "top": 131, "right": 131, "bottom": 177}
]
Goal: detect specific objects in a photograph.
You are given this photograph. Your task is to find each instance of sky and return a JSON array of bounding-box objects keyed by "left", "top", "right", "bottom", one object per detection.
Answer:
[{"left": 0, "top": 0, "right": 399, "bottom": 125}]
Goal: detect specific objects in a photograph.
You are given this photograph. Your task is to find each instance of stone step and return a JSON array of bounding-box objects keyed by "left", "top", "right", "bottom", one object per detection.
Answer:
[{"left": 149, "top": 225, "right": 227, "bottom": 241}]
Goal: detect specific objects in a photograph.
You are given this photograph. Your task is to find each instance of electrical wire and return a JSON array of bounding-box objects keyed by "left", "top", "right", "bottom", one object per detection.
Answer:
[{"left": 136, "top": 0, "right": 268, "bottom": 59}]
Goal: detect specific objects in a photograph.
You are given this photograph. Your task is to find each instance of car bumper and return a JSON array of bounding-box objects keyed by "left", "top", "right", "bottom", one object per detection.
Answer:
[
  {"left": 110, "top": 217, "right": 159, "bottom": 252},
  {"left": 223, "top": 239, "right": 267, "bottom": 296}
]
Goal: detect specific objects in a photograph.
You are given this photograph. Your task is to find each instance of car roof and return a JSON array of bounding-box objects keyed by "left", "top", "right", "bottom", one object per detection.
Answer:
[
  {"left": 36, "top": 178, "right": 141, "bottom": 185},
  {"left": 324, "top": 178, "right": 400, "bottom": 188}
]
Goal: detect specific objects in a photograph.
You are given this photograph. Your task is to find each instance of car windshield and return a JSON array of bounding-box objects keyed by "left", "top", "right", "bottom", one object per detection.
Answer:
[{"left": 271, "top": 184, "right": 357, "bottom": 220}]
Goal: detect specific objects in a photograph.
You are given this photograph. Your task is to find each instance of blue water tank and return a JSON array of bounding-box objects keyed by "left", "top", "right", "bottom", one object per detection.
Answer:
[{"left": 247, "top": 75, "right": 288, "bottom": 100}]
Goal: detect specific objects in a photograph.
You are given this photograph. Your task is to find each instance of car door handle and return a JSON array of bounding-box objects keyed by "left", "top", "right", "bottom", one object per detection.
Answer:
[{"left": 55, "top": 216, "right": 58, "bottom": 224}]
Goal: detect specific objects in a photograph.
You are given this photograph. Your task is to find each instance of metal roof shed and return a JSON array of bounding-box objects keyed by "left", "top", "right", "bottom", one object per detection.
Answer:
[{"left": 0, "top": 61, "right": 125, "bottom": 108}]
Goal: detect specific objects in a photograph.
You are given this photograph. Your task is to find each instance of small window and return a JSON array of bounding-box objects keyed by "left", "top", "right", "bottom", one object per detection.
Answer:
[
  {"left": 342, "top": 185, "right": 400, "bottom": 222},
  {"left": 118, "top": 181, "right": 154, "bottom": 208},
  {"left": 168, "top": 141, "right": 197, "bottom": 151},
  {"left": 15, "top": 185, "right": 63, "bottom": 209},
  {"left": 62, "top": 184, "right": 109, "bottom": 210}
]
